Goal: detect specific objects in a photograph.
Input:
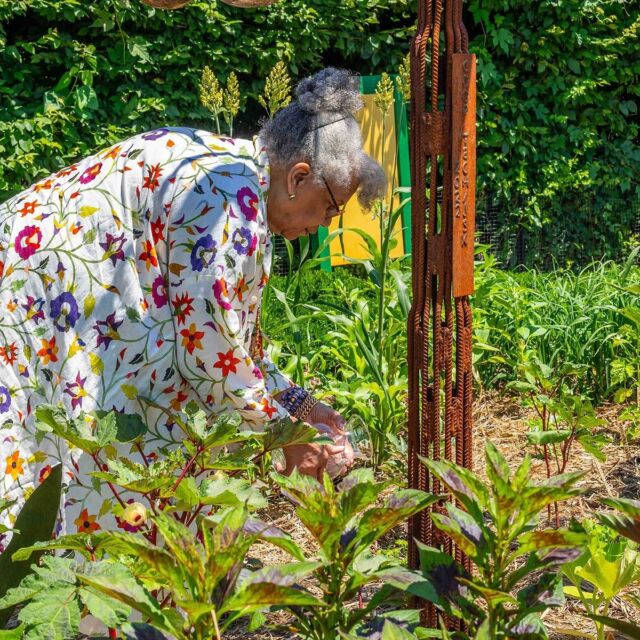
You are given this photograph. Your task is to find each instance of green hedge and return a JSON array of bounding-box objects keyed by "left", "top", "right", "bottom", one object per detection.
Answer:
[{"left": 1, "top": 0, "right": 638, "bottom": 261}]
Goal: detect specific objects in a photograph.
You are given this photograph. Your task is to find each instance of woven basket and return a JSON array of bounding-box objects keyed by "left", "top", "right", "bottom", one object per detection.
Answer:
[
  {"left": 140, "top": 0, "right": 193, "bottom": 8},
  {"left": 220, "top": 0, "right": 280, "bottom": 6},
  {"left": 141, "top": 0, "right": 279, "bottom": 7}
]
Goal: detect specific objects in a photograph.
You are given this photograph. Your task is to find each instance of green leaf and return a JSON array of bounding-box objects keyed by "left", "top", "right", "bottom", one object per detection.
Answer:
[
  {"left": 526, "top": 429, "right": 572, "bottom": 445},
  {"left": 587, "top": 614, "right": 640, "bottom": 639},
  {"left": 19, "top": 585, "right": 81, "bottom": 639},
  {"left": 94, "top": 410, "right": 147, "bottom": 443},
  {"left": 0, "top": 464, "right": 62, "bottom": 627},
  {"left": 261, "top": 417, "right": 319, "bottom": 451},
  {"left": 198, "top": 475, "right": 267, "bottom": 510}
]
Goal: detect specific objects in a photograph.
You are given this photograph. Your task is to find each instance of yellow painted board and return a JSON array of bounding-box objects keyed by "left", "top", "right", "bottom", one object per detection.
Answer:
[{"left": 328, "top": 93, "right": 405, "bottom": 266}]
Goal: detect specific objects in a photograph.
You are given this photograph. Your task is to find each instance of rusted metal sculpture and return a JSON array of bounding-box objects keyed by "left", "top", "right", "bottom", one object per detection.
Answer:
[{"left": 407, "top": 0, "right": 476, "bottom": 627}]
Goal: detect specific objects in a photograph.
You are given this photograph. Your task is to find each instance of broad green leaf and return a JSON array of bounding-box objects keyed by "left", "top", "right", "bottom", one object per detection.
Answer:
[
  {"left": 35, "top": 406, "right": 109, "bottom": 454},
  {"left": 261, "top": 418, "right": 319, "bottom": 452},
  {"left": 18, "top": 584, "right": 81, "bottom": 640},
  {"left": 0, "top": 464, "right": 62, "bottom": 627},
  {"left": 94, "top": 410, "right": 146, "bottom": 442},
  {"left": 198, "top": 475, "right": 267, "bottom": 509}
]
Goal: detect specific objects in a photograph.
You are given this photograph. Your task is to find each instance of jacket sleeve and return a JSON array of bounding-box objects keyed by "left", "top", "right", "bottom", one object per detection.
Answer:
[{"left": 166, "top": 162, "right": 289, "bottom": 430}]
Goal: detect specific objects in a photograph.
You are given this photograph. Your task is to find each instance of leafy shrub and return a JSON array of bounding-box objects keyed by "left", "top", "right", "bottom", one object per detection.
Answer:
[{"left": 389, "top": 441, "right": 587, "bottom": 638}]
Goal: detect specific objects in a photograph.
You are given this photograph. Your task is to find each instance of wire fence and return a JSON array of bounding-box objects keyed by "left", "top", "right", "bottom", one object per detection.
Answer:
[{"left": 271, "top": 191, "right": 640, "bottom": 277}]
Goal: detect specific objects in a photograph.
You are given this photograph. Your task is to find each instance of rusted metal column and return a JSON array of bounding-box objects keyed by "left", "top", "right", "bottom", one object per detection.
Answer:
[{"left": 407, "top": 0, "right": 476, "bottom": 627}]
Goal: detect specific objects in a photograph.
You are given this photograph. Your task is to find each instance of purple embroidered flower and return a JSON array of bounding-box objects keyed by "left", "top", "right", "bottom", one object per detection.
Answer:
[
  {"left": 79, "top": 162, "right": 102, "bottom": 184},
  {"left": 94, "top": 312, "right": 123, "bottom": 350},
  {"left": 50, "top": 292, "right": 79, "bottom": 332},
  {"left": 190, "top": 235, "right": 217, "bottom": 272},
  {"left": 237, "top": 186, "right": 259, "bottom": 221},
  {"left": 0, "top": 385, "right": 11, "bottom": 413},
  {"left": 232, "top": 227, "right": 257, "bottom": 256},
  {"left": 151, "top": 274, "right": 168, "bottom": 308},
  {"left": 22, "top": 295, "right": 45, "bottom": 325},
  {"left": 99, "top": 232, "right": 126, "bottom": 266},
  {"left": 142, "top": 128, "right": 169, "bottom": 141},
  {"left": 15, "top": 225, "right": 42, "bottom": 260},
  {"left": 64, "top": 372, "right": 87, "bottom": 410}
]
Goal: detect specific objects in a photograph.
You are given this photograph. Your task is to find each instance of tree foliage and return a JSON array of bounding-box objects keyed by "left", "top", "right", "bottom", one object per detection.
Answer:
[{"left": 0, "top": 0, "right": 637, "bottom": 260}]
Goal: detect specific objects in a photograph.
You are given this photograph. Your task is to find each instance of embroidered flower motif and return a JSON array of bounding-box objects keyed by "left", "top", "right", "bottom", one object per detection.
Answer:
[
  {"left": 142, "top": 163, "right": 163, "bottom": 192},
  {"left": 190, "top": 235, "right": 217, "bottom": 272},
  {"left": 99, "top": 232, "right": 126, "bottom": 267},
  {"left": 142, "top": 128, "right": 169, "bottom": 140},
  {"left": 18, "top": 200, "right": 38, "bottom": 217},
  {"left": 64, "top": 372, "right": 88, "bottom": 410},
  {"left": 172, "top": 292, "right": 195, "bottom": 326},
  {"left": 180, "top": 323, "right": 205, "bottom": 355},
  {"left": 39, "top": 464, "right": 52, "bottom": 484},
  {"left": 94, "top": 312, "right": 123, "bottom": 350},
  {"left": 138, "top": 240, "right": 158, "bottom": 271},
  {"left": 260, "top": 398, "right": 278, "bottom": 418},
  {"left": 0, "top": 342, "right": 17, "bottom": 366},
  {"left": 5, "top": 451, "right": 24, "bottom": 481},
  {"left": 37, "top": 337, "right": 58, "bottom": 365},
  {"left": 232, "top": 227, "right": 257, "bottom": 256},
  {"left": 15, "top": 225, "right": 42, "bottom": 259},
  {"left": 49, "top": 292, "right": 80, "bottom": 332},
  {"left": 151, "top": 217, "right": 165, "bottom": 244},
  {"left": 237, "top": 186, "right": 259, "bottom": 221},
  {"left": 74, "top": 508, "right": 100, "bottom": 533},
  {"left": 213, "top": 278, "right": 232, "bottom": 311},
  {"left": 79, "top": 162, "right": 102, "bottom": 184},
  {"left": 151, "top": 274, "right": 168, "bottom": 308},
  {"left": 213, "top": 348, "right": 241, "bottom": 377},
  {"left": 22, "top": 295, "right": 45, "bottom": 324},
  {"left": 0, "top": 385, "right": 11, "bottom": 413}
]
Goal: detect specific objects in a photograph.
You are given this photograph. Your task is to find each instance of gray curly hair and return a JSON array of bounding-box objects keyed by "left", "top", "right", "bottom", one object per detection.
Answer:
[{"left": 259, "top": 67, "right": 387, "bottom": 209}]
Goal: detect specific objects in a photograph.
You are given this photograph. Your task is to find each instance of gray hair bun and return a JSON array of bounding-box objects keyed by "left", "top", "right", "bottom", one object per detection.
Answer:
[{"left": 295, "top": 67, "right": 363, "bottom": 115}]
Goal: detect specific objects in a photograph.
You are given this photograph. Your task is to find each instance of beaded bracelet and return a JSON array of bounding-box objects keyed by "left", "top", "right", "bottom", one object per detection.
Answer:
[{"left": 278, "top": 385, "right": 318, "bottom": 421}]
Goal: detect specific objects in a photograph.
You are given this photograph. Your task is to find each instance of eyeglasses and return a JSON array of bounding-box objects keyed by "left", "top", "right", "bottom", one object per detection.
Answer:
[{"left": 322, "top": 177, "right": 346, "bottom": 216}]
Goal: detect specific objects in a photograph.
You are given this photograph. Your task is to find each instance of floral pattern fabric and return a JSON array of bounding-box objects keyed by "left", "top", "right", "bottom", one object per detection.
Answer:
[{"left": 0, "top": 127, "right": 293, "bottom": 546}]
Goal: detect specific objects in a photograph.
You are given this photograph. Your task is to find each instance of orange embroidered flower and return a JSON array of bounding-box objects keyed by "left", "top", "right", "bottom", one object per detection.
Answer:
[
  {"left": 74, "top": 508, "right": 101, "bottom": 533},
  {"left": 170, "top": 390, "right": 189, "bottom": 412},
  {"left": 138, "top": 240, "right": 158, "bottom": 271},
  {"left": 18, "top": 200, "right": 38, "bottom": 217},
  {"left": 102, "top": 144, "right": 122, "bottom": 159},
  {"left": 37, "top": 336, "right": 58, "bottom": 364},
  {"left": 142, "top": 163, "right": 163, "bottom": 192},
  {"left": 260, "top": 398, "right": 278, "bottom": 419},
  {"left": 172, "top": 292, "right": 194, "bottom": 326},
  {"left": 233, "top": 277, "right": 249, "bottom": 302},
  {"left": 180, "top": 323, "right": 205, "bottom": 355},
  {"left": 33, "top": 179, "right": 52, "bottom": 193},
  {"left": 5, "top": 451, "right": 24, "bottom": 481},
  {"left": 213, "top": 348, "right": 241, "bottom": 377},
  {"left": 0, "top": 342, "right": 17, "bottom": 365}
]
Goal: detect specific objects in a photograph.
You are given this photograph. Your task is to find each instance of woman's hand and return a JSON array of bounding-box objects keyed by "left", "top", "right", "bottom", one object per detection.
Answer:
[{"left": 280, "top": 401, "right": 354, "bottom": 480}]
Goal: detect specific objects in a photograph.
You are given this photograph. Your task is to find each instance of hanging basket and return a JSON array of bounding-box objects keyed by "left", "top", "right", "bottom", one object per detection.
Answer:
[
  {"left": 220, "top": 0, "right": 280, "bottom": 6},
  {"left": 141, "top": 0, "right": 280, "bottom": 7},
  {"left": 140, "top": 0, "right": 193, "bottom": 8}
]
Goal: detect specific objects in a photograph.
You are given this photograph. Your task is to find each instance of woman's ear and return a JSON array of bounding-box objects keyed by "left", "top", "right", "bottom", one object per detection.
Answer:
[{"left": 287, "top": 162, "right": 312, "bottom": 194}]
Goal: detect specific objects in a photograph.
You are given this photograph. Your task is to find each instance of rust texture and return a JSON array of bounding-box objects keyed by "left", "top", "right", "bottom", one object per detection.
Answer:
[{"left": 407, "top": 0, "right": 476, "bottom": 627}]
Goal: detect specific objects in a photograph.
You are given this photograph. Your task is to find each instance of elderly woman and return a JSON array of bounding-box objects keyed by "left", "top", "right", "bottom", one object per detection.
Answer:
[{"left": 0, "top": 67, "right": 385, "bottom": 540}]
